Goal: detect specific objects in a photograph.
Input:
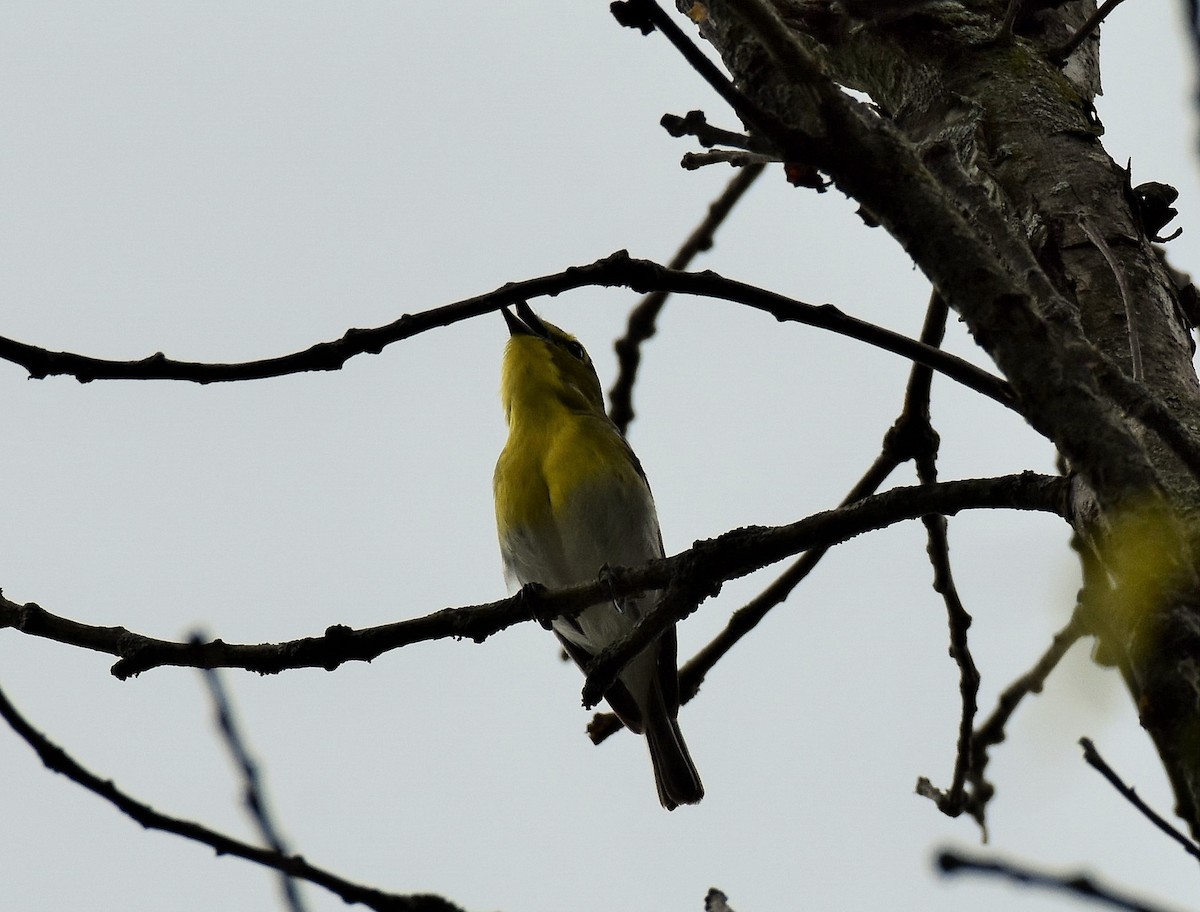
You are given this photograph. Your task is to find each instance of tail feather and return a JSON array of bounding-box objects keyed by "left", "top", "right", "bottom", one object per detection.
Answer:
[{"left": 644, "top": 710, "right": 704, "bottom": 811}]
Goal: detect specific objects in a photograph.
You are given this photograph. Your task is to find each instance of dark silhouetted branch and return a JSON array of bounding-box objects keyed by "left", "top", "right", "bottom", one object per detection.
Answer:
[
  {"left": 609, "top": 0, "right": 800, "bottom": 157},
  {"left": 660, "top": 110, "right": 770, "bottom": 153},
  {"left": 937, "top": 848, "right": 1180, "bottom": 912},
  {"left": 681, "top": 150, "right": 775, "bottom": 169},
  {"left": 578, "top": 472, "right": 1068, "bottom": 710},
  {"left": 953, "top": 607, "right": 1088, "bottom": 830},
  {"left": 196, "top": 642, "right": 308, "bottom": 912},
  {"left": 0, "top": 681, "right": 465, "bottom": 912},
  {"left": 898, "top": 292, "right": 981, "bottom": 824},
  {"left": 688, "top": 292, "right": 951, "bottom": 695},
  {"left": 610, "top": 165, "right": 764, "bottom": 434},
  {"left": 0, "top": 252, "right": 1014, "bottom": 409},
  {"left": 913, "top": 510, "right": 981, "bottom": 821},
  {"left": 591, "top": 292, "right": 986, "bottom": 744},
  {"left": 0, "top": 473, "right": 1069, "bottom": 682},
  {"left": 1051, "top": 0, "right": 1129, "bottom": 63},
  {"left": 591, "top": 440, "right": 906, "bottom": 746},
  {"left": 1080, "top": 737, "right": 1200, "bottom": 865}
]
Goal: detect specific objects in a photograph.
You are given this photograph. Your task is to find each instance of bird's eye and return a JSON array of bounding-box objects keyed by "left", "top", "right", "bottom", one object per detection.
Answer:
[{"left": 564, "top": 340, "right": 586, "bottom": 361}]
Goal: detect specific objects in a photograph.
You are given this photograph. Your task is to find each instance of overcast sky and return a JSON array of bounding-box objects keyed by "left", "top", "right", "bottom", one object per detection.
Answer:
[{"left": 2, "top": 3, "right": 1199, "bottom": 911}]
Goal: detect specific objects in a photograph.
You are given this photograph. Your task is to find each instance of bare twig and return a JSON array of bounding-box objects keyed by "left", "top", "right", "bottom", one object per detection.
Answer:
[
  {"left": 196, "top": 637, "right": 307, "bottom": 912},
  {"left": 609, "top": 0, "right": 800, "bottom": 157},
  {"left": 713, "top": 0, "right": 1173, "bottom": 520},
  {"left": 956, "top": 607, "right": 1088, "bottom": 829},
  {"left": 897, "top": 292, "right": 982, "bottom": 822},
  {"left": 937, "top": 849, "right": 1182, "bottom": 912},
  {"left": 913, "top": 515, "right": 981, "bottom": 818},
  {"left": 681, "top": 150, "right": 776, "bottom": 169},
  {"left": 974, "top": 612, "right": 1087, "bottom": 745},
  {"left": 1080, "top": 737, "right": 1200, "bottom": 865},
  {"left": 576, "top": 473, "right": 1067, "bottom": 708},
  {"left": 609, "top": 166, "right": 764, "bottom": 433},
  {"left": 680, "top": 451, "right": 896, "bottom": 696},
  {"left": 1052, "top": 0, "right": 1129, "bottom": 63},
  {"left": 578, "top": 473, "right": 1066, "bottom": 710},
  {"left": 659, "top": 110, "right": 770, "bottom": 153},
  {"left": 0, "top": 680, "right": 464, "bottom": 912},
  {"left": 902, "top": 291, "right": 948, "bottom": 411},
  {"left": 589, "top": 444, "right": 907, "bottom": 745},
  {"left": 592, "top": 292, "right": 982, "bottom": 743},
  {"left": 0, "top": 251, "right": 1015, "bottom": 409},
  {"left": 0, "top": 474, "right": 1070, "bottom": 680}
]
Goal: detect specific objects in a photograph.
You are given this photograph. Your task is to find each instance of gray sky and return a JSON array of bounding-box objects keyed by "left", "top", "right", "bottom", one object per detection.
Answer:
[{"left": 2, "top": 2, "right": 1198, "bottom": 910}]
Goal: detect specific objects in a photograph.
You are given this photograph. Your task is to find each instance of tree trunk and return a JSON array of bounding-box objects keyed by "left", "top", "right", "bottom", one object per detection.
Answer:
[{"left": 690, "top": 0, "right": 1200, "bottom": 833}]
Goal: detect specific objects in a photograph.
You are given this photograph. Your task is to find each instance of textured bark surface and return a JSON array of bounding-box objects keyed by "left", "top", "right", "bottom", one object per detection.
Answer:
[{"left": 688, "top": 0, "right": 1200, "bottom": 833}]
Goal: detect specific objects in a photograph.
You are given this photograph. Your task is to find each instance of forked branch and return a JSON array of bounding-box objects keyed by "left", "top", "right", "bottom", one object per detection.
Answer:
[
  {"left": 0, "top": 474, "right": 1069, "bottom": 681},
  {"left": 0, "top": 681, "right": 464, "bottom": 912}
]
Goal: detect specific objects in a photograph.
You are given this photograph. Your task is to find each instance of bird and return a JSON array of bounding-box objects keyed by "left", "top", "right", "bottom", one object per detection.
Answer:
[{"left": 493, "top": 300, "right": 703, "bottom": 810}]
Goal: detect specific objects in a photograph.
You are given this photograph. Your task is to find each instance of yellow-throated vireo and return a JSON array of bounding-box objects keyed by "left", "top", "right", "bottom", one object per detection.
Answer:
[{"left": 493, "top": 301, "right": 703, "bottom": 810}]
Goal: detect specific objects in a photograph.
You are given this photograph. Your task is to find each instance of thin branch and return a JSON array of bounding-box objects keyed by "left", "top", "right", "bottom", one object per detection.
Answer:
[
  {"left": 196, "top": 639, "right": 307, "bottom": 912},
  {"left": 588, "top": 442, "right": 907, "bottom": 747},
  {"left": 937, "top": 849, "right": 1182, "bottom": 912},
  {"left": 577, "top": 472, "right": 1068, "bottom": 711},
  {"left": 900, "top": 292, "right": 983, "bottom": 822},
  {"left": 903, "top": 290, "right": 948, "bottom": 410},
  {"left": 1051, "top": 0, "right": 1129, "bottom": 63},
  {"left": 0, "top": 680, "right": 465, "bottom": 912},
  {"left": 683, "top": 453, "right": 897, "bottom": 691},
  {"left": 590, "top": 292, "right": 979, "bottom": 743},
  {"left": 0, "top": 474, "right": 1070, "bottom": 681},
  {"left": 1080, "top": 737, "right": 1200, "bottom": 865},
  {"left": 676, "top": 292, "right": 950, "bottom": 705},
  {"left": 0, "top": 252, "right": 1015, "bottom": 408},
  {"left": 648, "top": 0, "right": 1200, "bottom": 492},
  {"left": 718, "top": 0, "right": 1171, "bottom": 517},
  {"left": 609, "top": 165, "right": 764, "bottom": 433},
  {"left": 659, "top": 110, "right": 769, "bottom": 153},
  {"left": 974, "top": 611, "right": 1087, "bottom": 742},
  {"left": 913, "top": 511, "right": 981, "bottom": 818},
  {"left": 609, "top": 0, "right": 798, "bottom": 156},
  {"left": 953, "top": 607, "right": 1088, "bottom": 830},
  {"left": 680, "top": 150, "right": 776, "bottom": 169}
]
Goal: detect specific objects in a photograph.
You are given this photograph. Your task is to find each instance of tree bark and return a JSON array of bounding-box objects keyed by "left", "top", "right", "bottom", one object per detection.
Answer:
[{"left": 690, "top": 0, "right": 1200, "bottom": 834}]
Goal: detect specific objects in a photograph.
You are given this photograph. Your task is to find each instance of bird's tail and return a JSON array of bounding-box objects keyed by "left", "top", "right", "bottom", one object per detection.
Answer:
[{"left": 644, "top": 707, "right": 704, "bottom": 811}]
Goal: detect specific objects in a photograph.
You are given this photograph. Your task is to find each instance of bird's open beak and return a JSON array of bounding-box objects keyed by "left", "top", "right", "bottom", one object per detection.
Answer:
[{"left": 502, "top": 301, "right": 550, "bottom": 338}]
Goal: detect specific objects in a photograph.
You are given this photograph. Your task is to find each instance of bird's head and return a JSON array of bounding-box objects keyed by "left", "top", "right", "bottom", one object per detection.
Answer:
[{"left": 499, "top": 301, "right": 606, "bottom": 420}]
